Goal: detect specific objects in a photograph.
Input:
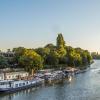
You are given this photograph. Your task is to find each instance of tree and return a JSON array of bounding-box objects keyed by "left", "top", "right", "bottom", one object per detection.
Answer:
[
  {"left": 56, "top": 33, "right": 65, "bottom": 48},
  {"left": 45, "top": 50, "right": 59, "bottom": 66},
  {"left": 91, "top": 52, "right": 100, "bottom": 59},
  {"left": 66, "top": 47, "right": 82, "bottom": 67},
  {"left": 56, "top": 33, "right": 67, "bottom": 57},
  {"left": 13, "top": 47, "right": 26, "bottom": 56},
  {"left": 0, "top": 56, "right": 8, "bottom": 68},
  {"left": 18, "top": 49, "right": 44, "bottom": 74},
  {"left": 57, "top": 47, "right": 67, "bottom": 57},
  {"left": 59, "top": 56, "right": 68, "bottom": 64},
  {"left": 6, "top": 33, "right": 92, "bottom": 71},
  {"left": 12, "top": 47, "right": 26, "bottom": 66},
  {"left": 35, "top": 47, "right": 50, "bottom": 58},
  {"left": 45, "top": 43, "right": 56, "bottom": 50},
  {"left": 35, "top": 47, "right": 50, "bottom": 65},
  {"left": 82, "top": 50, "right": 92, "bottom": 64}
]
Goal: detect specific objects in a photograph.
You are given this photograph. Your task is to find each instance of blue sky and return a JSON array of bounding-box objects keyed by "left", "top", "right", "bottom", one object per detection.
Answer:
[{"left": 0, "top": 0, "right": 100, "bottom": 52}]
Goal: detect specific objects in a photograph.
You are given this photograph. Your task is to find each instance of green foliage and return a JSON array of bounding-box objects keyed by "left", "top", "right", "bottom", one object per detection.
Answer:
[
  {"left": 91, "top": 52, "right": 100, "bottom": 59},
  {"left": 45, "top": 44, "right": 56, "bottom": 50},
  {"left": 0, "top": 33, "right": 92, "bottom": 71},
  {"left": 66, "top": 48, "right": 81, "bottom": 66},
  {"left": 13, "top": 34, "right": 92, "bottom": 70},
  {"left": 13, "top": 47, "right": 26, "bottom": 57},
  {"left": 56, "top": 33, "right": 65, "bottom": 48},
  {"left": 45, "top": 50, "right": 59, "bottom": 66},
  {"left": 35, "top": 47, "right": 50, "bottom": 58},
  {"left": 57, "top": 47, "right": 67, "bottom": 58},
  {"left": 20, "top": 49, "right": 43, "bottom": 72},
  {"left": 0, "top": 56, "right": 8, "bottom": 68}
]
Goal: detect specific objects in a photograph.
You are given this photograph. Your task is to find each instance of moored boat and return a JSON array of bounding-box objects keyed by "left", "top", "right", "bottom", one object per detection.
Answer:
[{"left": 0, "top": 78, "right": 44, "bottom": 93}]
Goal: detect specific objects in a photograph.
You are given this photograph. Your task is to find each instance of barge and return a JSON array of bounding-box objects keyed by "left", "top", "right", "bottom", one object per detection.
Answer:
[{"left": 0, "top": 78, "right": 44, "bottom": 93}]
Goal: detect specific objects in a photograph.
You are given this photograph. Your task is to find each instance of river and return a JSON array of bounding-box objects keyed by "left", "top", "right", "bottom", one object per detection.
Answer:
[{"left": 0, "top": 60, "right": 100, "bottom": 100}]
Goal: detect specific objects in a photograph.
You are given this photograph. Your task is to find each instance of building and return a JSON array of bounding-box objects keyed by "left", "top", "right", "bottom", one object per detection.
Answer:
[{"left": 0, "top": 51, "right": 15, "bottom": 58}]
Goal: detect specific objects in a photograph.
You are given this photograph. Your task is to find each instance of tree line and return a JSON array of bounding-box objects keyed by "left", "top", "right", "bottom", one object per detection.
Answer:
[
  {"left": 0, "top": 33, "right": 92, "bottom": 73},
  {"left": 91, "top": 52, "right": 100, "bottom": 59}
]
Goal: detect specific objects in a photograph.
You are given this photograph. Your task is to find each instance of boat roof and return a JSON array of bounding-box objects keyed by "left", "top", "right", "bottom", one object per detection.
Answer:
[
  {"left": 0, "top": 80, "right": 14, "bottom": 83},
  {"left": 0, "top": 80, "right": 30, "bottom": 84},
  {"left": 5, "top": 71, "right": 28, "bottom": 75}
]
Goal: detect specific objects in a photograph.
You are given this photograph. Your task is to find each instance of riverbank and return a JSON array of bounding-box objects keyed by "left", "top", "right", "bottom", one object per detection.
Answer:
[
  {"left": 0, "top": 67, "right": 87, "bottom": 93},
  {"left": 0, "top": 62, "right": 93, "bottom": 94},
  {"left": 1, "top": 60, "right": 99, "bottom": 100}
]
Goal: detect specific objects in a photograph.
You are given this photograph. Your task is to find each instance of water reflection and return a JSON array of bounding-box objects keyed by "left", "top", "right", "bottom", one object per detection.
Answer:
[{"left": 1, "top": 60, "right": 100, "bottom": 100}]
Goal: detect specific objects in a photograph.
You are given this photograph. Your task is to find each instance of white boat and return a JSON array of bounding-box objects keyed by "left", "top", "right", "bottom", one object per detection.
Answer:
[{"left": 0, "top": 78, "right": 44, "bottom": 93}]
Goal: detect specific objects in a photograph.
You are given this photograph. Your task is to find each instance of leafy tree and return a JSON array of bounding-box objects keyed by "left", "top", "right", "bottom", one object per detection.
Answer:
[
  {"left": 45, "top": 50, "right": 59, "bottom": 66},
  {"left": 91, "top": 52, "right": 100, "bottom": 59},
  {"left": 56, "top": 33, "right": 65, "bottom": 48},
  {"left": 57, "top": 47, "right": 67, "bottom": 58},
  {"left": 18, "top": 49, "right": 43, "bottom": 74},
  {"left": 56, "top": 33, "right": 67, "bottom": 58},
  {"left": 59, "top": 57, "right": 68, "bottom": 64},
  {"left": 35, "top": 47, "right": 50, "bottom": 58},
  {"left": 12, "top": 47, "right": 26, "bottom": 65},
  {"left": 0, "top": 56, "right": 8, "bottom": 68},
  {"left": 8, "top": 34, "right": 93, "bottom": 71},
  {"left": 45, "top": 43, "right": 56, "bottom": 50},
  {"left": 13, "top": 47, "right": 26, "bottom": 56},
  {"left": 82, "top": 50, "right": 92, "bottom": 64}
]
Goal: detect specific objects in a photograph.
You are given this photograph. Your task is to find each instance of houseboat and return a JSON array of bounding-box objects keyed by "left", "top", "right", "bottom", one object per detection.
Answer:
[
  {"left": 0, "top": 78, "right": 44, "bottom": 93},
  {"left": 44, "top": 71, "right": 65, "bottom": 83},
  {"left": 0, "top": 71, "right": 29, "bottom": 81}
]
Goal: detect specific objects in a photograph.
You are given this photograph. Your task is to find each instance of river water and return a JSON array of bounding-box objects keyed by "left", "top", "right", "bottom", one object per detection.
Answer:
[{"left": 0, "top": 60, "right": 100, "bottom": 100}]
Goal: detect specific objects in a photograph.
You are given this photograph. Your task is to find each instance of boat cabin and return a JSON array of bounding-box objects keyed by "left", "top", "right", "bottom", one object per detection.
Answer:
[{"left": 0, "top": 80, "right": 32, "bottom": 89}]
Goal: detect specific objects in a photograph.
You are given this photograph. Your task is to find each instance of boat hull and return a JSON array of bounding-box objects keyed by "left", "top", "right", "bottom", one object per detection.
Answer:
[{"left": 0, "top": 82, "right": 42, "bottom": 93}]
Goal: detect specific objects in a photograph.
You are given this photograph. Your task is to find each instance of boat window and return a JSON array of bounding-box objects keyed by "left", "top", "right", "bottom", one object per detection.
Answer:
[
  {"left": 0, "top": 82, "right": 4, "bottom": 85},
  {"left": 19, "top": 83, "right": 22, "bottom": 86},
  {"left": 23, "top": 83, "right": 25, "bottom": 85},
  {"left": 26, "top": 82, "right": 28, "bottom": 84},
  {"left": 0, "top": 82, "right": 10, "bottom": 85},
  {"left": 15, "top": 84, "right": 18, "bottom": 87}
]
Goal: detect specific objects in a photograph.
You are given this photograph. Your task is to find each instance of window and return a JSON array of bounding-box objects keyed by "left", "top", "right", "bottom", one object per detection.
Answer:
[
  {"left": 0, "top": 82, "right": 4, "bottom": 85},
  {"left": 15, "top": 84, "right": 18, "bottom": 87},
  {"left": 19, "top": 83, "right": 22, "bottom": 86},
  {"left": 26, "top": 82, "right": 28, "bottom": 84}
]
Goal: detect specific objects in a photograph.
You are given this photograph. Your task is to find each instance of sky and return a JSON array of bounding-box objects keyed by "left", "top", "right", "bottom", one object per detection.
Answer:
[{"left": 0, "top": 0, "right": 100, "bottom": 52}]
